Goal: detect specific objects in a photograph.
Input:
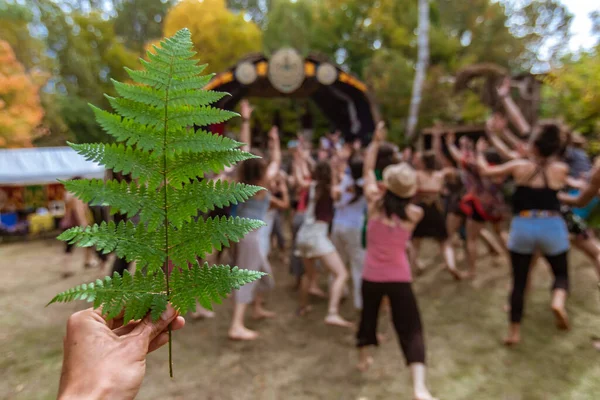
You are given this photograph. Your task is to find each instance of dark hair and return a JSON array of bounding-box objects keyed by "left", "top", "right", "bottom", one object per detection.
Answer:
[
  {"left": 376, "top": 143, "right": 398, "bottom": 171},
  {"left": 239, "top": 151, "right": 267, "bottom": 185},
  {"left": 314, "top": 161, "right": 332, "bottom": 201},
  {"left": 533, "top": 123, "right": 562, "bottom": 158},
  {"left": 348, "top": 158, "right": 364, "bottom": 204},
  {"left": 382, "top": 191, "right": 410, "bottom": 221},
  {"left": 422, "top": 151, "right": 437, "bottom": 171}
]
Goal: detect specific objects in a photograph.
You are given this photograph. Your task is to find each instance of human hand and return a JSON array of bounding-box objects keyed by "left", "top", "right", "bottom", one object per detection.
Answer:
[
  {"left": 240, "top": 99, "right": 253, "bottom": 120},
  {"left": 58, "top": 305, "right": 185, "bottom": 400},
  {"left": 497, "top": 77, "right": 511, "bottom": 97},
  {"left": 446, "top": 131, "right": 456, "bottom": 144},
  {"left": 374, "top": 121, "right": 386, "bottom": 142},
  {"left": 268, "top": 126, "right": 279, "bottom": 142},
  {"left": 486, "top": 113, "right": 507, "bottom": 135}
]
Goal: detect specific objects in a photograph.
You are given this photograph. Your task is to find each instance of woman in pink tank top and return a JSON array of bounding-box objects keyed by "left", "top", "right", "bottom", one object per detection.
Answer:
[{"left": 356, "top": 122, "right": 437, "bottom": 400}]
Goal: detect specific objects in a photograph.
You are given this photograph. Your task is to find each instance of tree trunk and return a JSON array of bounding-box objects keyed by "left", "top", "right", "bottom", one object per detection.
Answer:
[{"left": 405, "top": 0, "right": 430, "bottom": 140}]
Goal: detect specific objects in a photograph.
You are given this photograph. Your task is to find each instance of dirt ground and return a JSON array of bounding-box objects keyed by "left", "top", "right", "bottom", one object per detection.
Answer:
[{"left": 1, "top": 237, "right": 599, "bottom": 400}]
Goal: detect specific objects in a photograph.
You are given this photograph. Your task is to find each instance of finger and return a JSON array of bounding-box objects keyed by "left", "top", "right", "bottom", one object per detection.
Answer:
[
  {"left": 126, "top": 304, "right": 178, "bottom": 343},
  {"left": 147, "top": 317, "right": 185, "bottom": 353},
  {"left": 113, "top": 320, "right": 139, "bottom": 337}
]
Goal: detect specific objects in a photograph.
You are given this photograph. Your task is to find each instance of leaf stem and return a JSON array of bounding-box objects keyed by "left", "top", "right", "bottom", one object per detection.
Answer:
[{"left": 163, "top": 55, "right": 174, "bottom": 378}]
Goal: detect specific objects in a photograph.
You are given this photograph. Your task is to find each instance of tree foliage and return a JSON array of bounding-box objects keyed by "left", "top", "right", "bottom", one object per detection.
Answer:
[
  {"left": 163, "top": 0, "right": 263, "bottom": 73},
  {"left": 48, "top": 29, "right": 266, "bottom": 374},
  {"left": 0, "top": 40, "right": 46, "bottom": 148}
]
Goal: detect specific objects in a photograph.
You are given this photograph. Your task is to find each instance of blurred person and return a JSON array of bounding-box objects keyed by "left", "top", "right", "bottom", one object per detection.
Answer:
[
  {"left": 60, "top": 177, "right": 94, "bottom": 278},
  {"left": 476, "top": 123, "right": 571, "bottom": 345},
  {"left": 296, "top": 160, "right": 353, "bottom": 328},
  {"left": 228, "top": 100, "right": 282, "bottom": 341},
  {"left": 411, "top": 151, "right": 464, "bottom": 279},
  {"left": 356, "top": 122, "right": 437, "bottom": 400},
  {"left": 331, "top": 158, "right": 367, "bottom": 310},
  {"left": 57, "top": 305, "right": 184, "bottom": 400}
]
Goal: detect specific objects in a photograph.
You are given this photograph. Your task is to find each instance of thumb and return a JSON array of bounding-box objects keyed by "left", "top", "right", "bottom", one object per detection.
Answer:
[{"left": 128, "top": 304, "right": 178, "bottom": 343}]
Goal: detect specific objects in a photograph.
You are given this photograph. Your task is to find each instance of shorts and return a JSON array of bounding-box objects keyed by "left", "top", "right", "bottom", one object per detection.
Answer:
[
  {"left": 508, "top": 216, "right": 570, "bottom": 256},
  {"left": 295, "top": 221, "right": 336, "bottom": 258}
]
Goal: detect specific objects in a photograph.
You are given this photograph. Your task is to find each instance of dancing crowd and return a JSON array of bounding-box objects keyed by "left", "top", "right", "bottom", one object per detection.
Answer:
[{"left": 59, "top": 79, "right": 600, "bottom": 400}]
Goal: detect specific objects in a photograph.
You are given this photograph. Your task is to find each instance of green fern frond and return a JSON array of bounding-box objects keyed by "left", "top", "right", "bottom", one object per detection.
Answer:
[
  {"left": 170, "top": 263, "right": 266, "bottom": 312},
  {"left": 70, "top": 142, "right": 163, "bottom": 188},
  {"left": 168, "top": 181, "right": 263, "bottom": 228},
  {"left": 59, "top": 221, "right": 166, "bottom": 271},
  {"left": 49, "top": 270, "right": 167, "bottom": 322},
  {"left": 168, "top": 130, "right": 244, "bottom": 154},
  {"left": 91, "top": 106, "right": 163, "bottom": 152},
  {"left": 169, "top": 216, "right": 265, "bottom": 266},
  {"left": 168, "top": 151, "right": 257, "bottom": 187},
  {"left": 50, "top": 28, "right": 265, "bottom": 376}
]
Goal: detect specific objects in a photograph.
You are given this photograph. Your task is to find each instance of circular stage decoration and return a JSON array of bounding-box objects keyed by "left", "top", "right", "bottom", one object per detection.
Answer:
[
  {"left": 316, "top": 63, "right": 337, "bottom": 86},
  {"left": 268, "top": 48, "right": 305, "bottom": 94},
  {"left": 235, "top": 61, "right": 257, "bottom": 85}
]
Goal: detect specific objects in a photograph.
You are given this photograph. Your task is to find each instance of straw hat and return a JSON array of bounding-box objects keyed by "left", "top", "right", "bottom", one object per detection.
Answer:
[{"left": 382, "top": 162, "right": 417, "bottom": 199}]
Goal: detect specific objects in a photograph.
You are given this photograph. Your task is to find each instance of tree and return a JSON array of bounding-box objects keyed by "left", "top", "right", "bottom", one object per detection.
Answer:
[
  {"left": 543, "top": 50, "right": 600, "bottom": 145},
  {"left": 114, "top": 0, "right": 174, "bottom": 53},
  {"left": 0, "top": 40, "right": 46, "bottom": 148},
  {"left": 405, "top": 0, "right": 430, "bottom": 140},
  {"left": 163, "top": 0, "right": 263, "bottom": 74}
]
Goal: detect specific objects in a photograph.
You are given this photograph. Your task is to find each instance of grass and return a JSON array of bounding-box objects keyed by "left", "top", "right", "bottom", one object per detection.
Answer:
[{"left": 0, "top": 238, "right": 598, "bottom": 400}]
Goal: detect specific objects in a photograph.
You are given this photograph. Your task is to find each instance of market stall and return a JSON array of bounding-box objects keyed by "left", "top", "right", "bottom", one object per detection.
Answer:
[{"left": 0, "top": 147, "right": 104, "bottom": 236}]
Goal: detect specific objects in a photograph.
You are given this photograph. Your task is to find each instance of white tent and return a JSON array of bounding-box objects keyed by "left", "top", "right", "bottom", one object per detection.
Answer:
[{"left": 0, "top": 147, "right": 104, "bottom": 185}]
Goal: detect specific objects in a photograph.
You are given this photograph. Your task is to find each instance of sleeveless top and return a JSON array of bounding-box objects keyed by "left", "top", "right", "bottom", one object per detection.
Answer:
[
  {"left": 363, "top": 216, "right": 412, "bottom": 282},
  {"left": 235, "top": 193, "right": 271, "bottom": 222},
  {"left": 512, "top": 165, "right": 560, "bottom": 214}
]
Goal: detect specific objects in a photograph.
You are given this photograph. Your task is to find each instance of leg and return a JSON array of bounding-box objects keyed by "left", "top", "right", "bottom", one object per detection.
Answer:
[
  {"left": 544, "top": 251, "right": 570, "bottom": 330},
  {"left": 228, "top": 302, "right": 258, "bottom": 340},
  {"left": 465, "top": 219, "right": 484, "bottom": 279},
  {"left": 346, "top": 229, "right": 366, "bottom": 310},
  {"left": 320, "top": 251, "right": 353, "bottom": 328},
  {"left": 253, "top": 291, "right": 276, "bottom": 320},
  {"left": 356, "top": 280, "right": 385, "bottom": 371},
  {"left": 411, "top": 238, "right": 424, "bottom": 274},
  {"left": 572, "top": 235, "right": 600, "bottom": 279},
  {"left": 507, "top": 251, "right": 533, "bottom": 345},
  {"left": 446, "top": 212, "right": 463, "bottom": 242},
  {"left": 298, "top": 257, "right": 317, "bottom": 314},
  {"left": 440, "top": 239, "right": 464, "bottom": 280},
  {"left": 387, "top": 283, "right": 433, "bottom": 399}
]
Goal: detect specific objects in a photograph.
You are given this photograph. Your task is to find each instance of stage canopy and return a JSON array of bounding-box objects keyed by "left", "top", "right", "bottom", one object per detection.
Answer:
[
  {"left": 204, "top": 48, "right": 379, "bottom": 143},
  {"left": 0, "top": 147, "right": 104, "bottom": 185}
]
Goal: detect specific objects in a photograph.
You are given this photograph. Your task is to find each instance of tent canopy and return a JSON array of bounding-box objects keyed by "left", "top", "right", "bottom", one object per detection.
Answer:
[{"left": 0, "top": 147, "right": 104, "bottom": 185}]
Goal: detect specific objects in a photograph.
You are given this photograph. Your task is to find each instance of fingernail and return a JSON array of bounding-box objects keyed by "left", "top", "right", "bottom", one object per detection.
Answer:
[{"left": 161, "top": 305, "right": 175, "bottom": 321}]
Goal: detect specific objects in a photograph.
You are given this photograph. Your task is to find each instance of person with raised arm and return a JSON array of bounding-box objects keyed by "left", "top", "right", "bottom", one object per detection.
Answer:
[
  {"left": 475, "top": 123, "right": 571, "bottom": 345},
  {"left": 228, "top": 100, "right": 282, "bottom": 341},
  {"left": 356, "top": 122, "right": 437, "bottom": 400}
]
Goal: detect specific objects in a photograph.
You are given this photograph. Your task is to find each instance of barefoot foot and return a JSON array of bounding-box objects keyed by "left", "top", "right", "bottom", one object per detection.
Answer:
[
  {"left": 325, "top": 313, "right": 354, "bottom": 329},
  {"left": 593, "top": 339, "right": 600, "bottom": 351},
  {"left": 253, "top": 308, "right": 276, "bottom": 320},
  {"left": 228, "top": 326, "right": 259, "bottom": 341},
  {"left": 448, "top": 268, "right": 465, "bottom": 281},
  {"left": 191, "top": 308, "right": 216, "bottom": 320},
  {"left": 414, "top": 388, "right": 438, "bottom": 400},
  {"left": 309, "top": 286, "right": 327, "bottom": 298},
  {"left": 503, "top": 334, "right": 520, "bottom": 346},
  {"left": 356, "top": 356, "right": 374, "bottom": 372}
]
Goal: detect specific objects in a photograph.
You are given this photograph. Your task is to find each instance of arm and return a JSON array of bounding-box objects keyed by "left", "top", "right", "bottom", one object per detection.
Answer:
[
  {"left": 445, "top": 132, "right": 462, "bottom": 164},
  {"left": 73, "top": 199, "right": 89, "bottom": 227},
  {"left": 498, "top": 78, "right": 531, "bottom": 136},
  {"left": 432, "top": 126, "right": 449, "bottom": 166},
  {"left": 239, "top": 100, "right": 253, "bottom": 153},
  {"left": 364, "top": 122, "right": 385, "bottom": 203},
  {"left": 269, "top": 185, "right": 290, "bottom": 210},
  {"left": 265, "top": 126, "right": 281, "bottom": 181},
  {"left": 486, "top": 114, "right": 520, "bottom": 161},
  {"left": 475, "top": 138, "right": 519, "bottom": 178},
  {"left": 499, "top": 127, "right": 525, "bottom": 150},
  {"left": 559, "top": 165, "right": 600, "bottom": 207}
]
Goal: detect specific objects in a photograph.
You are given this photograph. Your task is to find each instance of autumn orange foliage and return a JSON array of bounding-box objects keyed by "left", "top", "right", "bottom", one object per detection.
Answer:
[{"left": 0, "top": 40, "right": 46, "bottom": 148}]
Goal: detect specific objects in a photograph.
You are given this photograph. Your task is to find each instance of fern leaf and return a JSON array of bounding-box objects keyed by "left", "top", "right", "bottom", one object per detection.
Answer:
[
  {"left": 168, "top": 180, "right": 263, "bottom": 228},
  {"left": 70, "top": 142, "right": 163, "bottom": 188},
  {"left": 48, "top": 270, "right": 167, "bottom": 323},
  {"left": 106, "top": 96, "right": 163, "bottom": 128},
  {"left": 167, "top": 151, "right": 257, "bottom": 188},
  {"left": 170, "top": 263, "right": 266, "bottom": 312},
  {"left": 169, "top": 216, "right": 265, "bottom": 266},
  {"left": 91, "top": 106, "right": 163, "bottom": 152},
  {"left": 59, "top": 221, "right": 166, "bottom": 271},
  {"left": 168, "top": 130, "right": 244, "bottom": 154},
  {"left": 167, "top": 105, "right": 238, "bottom": 130}
]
